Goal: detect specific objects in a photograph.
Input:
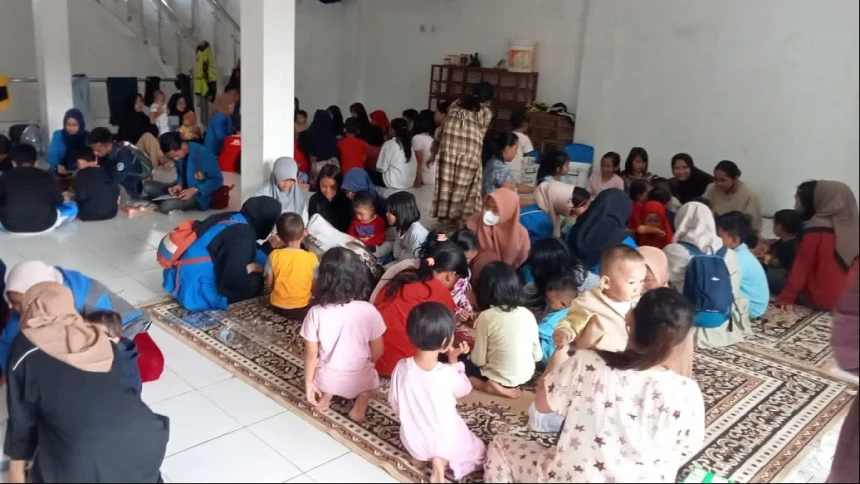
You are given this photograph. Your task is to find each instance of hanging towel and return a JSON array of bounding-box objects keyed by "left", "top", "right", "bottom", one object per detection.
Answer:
[
  {"left": 174, "top": 74, "right": 194, "bottom": 112},
  {"left": 143, "top": 76, "right": 161, "bottom": 106},
  {"left": 106, "top": 77, "right": 139, "bottom": 126},
  {"left": 71, "top": 75, "right": 91, "bottom": 123}
]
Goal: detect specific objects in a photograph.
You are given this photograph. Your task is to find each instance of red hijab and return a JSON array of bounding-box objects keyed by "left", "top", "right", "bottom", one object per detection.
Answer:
[
  {"left": 370, "top": 110, "right": 390, "bottom": 134},
  {"left": 637, "top": 201, "right": 674, "bottom": 249}
]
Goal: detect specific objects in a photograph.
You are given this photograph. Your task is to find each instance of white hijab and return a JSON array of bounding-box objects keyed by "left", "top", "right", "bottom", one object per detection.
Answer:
[
  {"left": 256, "top": 157, "right": 306, "bottom": 214},
  {"left": 5, "top": 261, "right": 64, "bottom": 300},
  {"left": 672, "top": 201, "right": 723, "bottom": 253}
]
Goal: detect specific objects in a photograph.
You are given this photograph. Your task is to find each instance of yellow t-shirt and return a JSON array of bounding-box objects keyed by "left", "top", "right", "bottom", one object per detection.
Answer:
[{"left": 268, "top": 248, "right": 318, "bottom": 309}]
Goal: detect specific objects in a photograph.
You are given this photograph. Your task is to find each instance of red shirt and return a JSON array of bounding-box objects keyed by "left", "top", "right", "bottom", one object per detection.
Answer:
[
  {"left": 348, "top": 215, "right": 386, "bottom": 248},
  {"left": 338, "top": 136, "right": 367, "bottom": 174},
  {"left": 373, "top": 278, "right": 456, "bottom": 376},
  {"left": 294, "top": 141, "right": 309, "bottom": 175},
  {"left": 777, "top": 229, "right": 853, "bottom": 310}
]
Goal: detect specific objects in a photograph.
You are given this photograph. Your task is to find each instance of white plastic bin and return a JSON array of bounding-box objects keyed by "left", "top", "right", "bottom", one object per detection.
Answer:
[{"left": 562, "top": 162, "right": 592, "bottom": 189}]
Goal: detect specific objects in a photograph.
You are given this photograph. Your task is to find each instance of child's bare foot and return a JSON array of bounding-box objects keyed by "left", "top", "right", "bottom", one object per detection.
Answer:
[
  {"left": 430, "top": 457, "right": 449, "bottom": 483},
  {"left": 315, "top": 392, "right": 332, "bottom": 412},
  {"left": 348, "top": 390, "right": 370, "bottom": 423}
]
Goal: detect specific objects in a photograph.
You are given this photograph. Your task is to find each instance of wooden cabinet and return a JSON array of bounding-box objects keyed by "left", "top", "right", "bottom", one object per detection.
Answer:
[{"left": 526, "top": 111, "right": 574, "bottom": 153}]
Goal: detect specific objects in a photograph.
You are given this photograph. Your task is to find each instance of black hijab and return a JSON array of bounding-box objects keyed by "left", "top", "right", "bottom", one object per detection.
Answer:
[
  {"left": 327, "top": 105, "right": 344, "bottom": 139},
  {"left": 116, "top": 94, "right": 156, "bottom": 143},
  {"left": 59, "top": 108, "right": 89, "bottom": 172},
  {"left": 307, "top": 167, "right": 353, "bottom": 233},
  {"left": 566, "top": 188, "right": 632, "bottom": 268},
  {"left": 351, "top": 103, "right": 384, "bottom": 147},
  {"left": 672, "top": 154, "right": 713, "bottom": 203},
  {"left": 167, "top": 93, "right": 189, "bottom": 117},
  {"left": 300, "top": 110, "right": 339, "bottom": 160}
]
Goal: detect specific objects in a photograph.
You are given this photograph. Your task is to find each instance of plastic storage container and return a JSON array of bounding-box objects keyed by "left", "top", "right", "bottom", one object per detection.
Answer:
[
  {"left": 563, "top": 142, "right": 594, "bottom": 165},
  {"left": 562, "top": 161, "right": 592, "bottom": 189},
  {"left": 507, "top": 40, "right": 536, "bottom": 73}
]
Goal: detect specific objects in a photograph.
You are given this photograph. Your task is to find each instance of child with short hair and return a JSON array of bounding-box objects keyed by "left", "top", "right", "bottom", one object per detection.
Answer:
[
  {"left": 348, "top": 190, "right": 387, "bottom": 252},
  {"left": 149, "top": 90, "right": 169, "bottom": 135},
  {"left": 338, "top": 117, "right": 367, "bottom": 174},
  {"left": 389, "top": 302, "right": 485, "bottom": 482},
  {"left": 537, "top": 274, "right": 579, "bottom": 366},
  {"left": 179, "top": 111, "right": 202, "bottom": 141},
  {"left": 716, "top": 211, "right": 769, "bottom": 318},
  {"left": 509, "top": 110, "right": 535, "bottom": 185},
  {"left": 759, "top": 209, "right": 802, "bottom": 295},
  {"left": 0, "top": 144, "right": 78, "bottom": 233},
  {"left": 386, "top": 191, "right": 429, "bottom": 262},
  {"left": 85, "top": 310, "right": 142, "bottom": 394},
  {"left": 467, "top": 262, "right": 542, "bottom": 399},
  {"left": 648, "top": 186, "right": 676, "bottom": 228},
  {"left": 89, "top": 127, "right": 152, "bottom": 199},
  {"left": 300, "top": 248, "right": 384, "bottom": 422},
  {"left": 552, "top": 245, "right": 647, "bottom": 356},
  {"left": 74, "top": 147, "right": 120, "bottom": 221},
  {"left": 267, "top": 212, "right": 319, "bottom": 320}
]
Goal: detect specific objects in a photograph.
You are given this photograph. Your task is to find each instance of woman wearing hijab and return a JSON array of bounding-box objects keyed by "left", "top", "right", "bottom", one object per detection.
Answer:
[
  {"left": 299, "top": 110, "right": 340, "bottom": 186},
  {"left": 162, "top": 196, "right": 281, "bottom": 311},
  {"left": 566, "top": 188, "right": 636, "bottom": 273},
  {"left": 308, "top": 164, "right": 353, "bottom": 233},
  {"left": 349, "top": 102, "right": 384, "bottom": 147},
  {"left": 327, "top": 105, "right": 345, "bottom": 139},
  {"left": 370, "top": 110, "right": 391, "bottom": 139},
  {"left": 255, "top": 157, "right": 308, "bottom": 220},
  {"left": 519, "top": 180, "right": 573, "bottom": 244},
  {"left": 664, "top": 202, "right": 752, "bottom": 348},
  {"left": 116, "top": 94, "right": 158, "bottom": 144},
  {"left": 46, "top": 108, "right": 89, "bottom": 175},
  {"left": 828, "top": 272, "right": 859, "bottom": 483},
  {"left": 466, "top": 187, "right": 530, "bottom": 283},
  {"left": 5, "top": 282, "right": 169, "bottom": 484},
  {"left": 776, "top": 180, "right": 859, "bottom": 310},
  {"left": 203, "top": 93, "right": 236, "bottom": 157},
  {"left": 637, "top": 246, "right": 692, "bottom": 377},
  {"left": 669, "top": 153, "right": 713, "bottom": 204},
  {"left": 1, "top": 260, "right": 157, "bottom": 376},
  {"left": 342, "top": 167, "right": 387, "bottom": 215}
]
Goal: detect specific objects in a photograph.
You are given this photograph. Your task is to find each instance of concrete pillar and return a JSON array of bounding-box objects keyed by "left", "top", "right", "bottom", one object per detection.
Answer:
[
  {"left": 240, "top": 0, "right": 296, "bottom": 199},
  {"left": 32, "top": 0, "right": 74, "bottom": 137}
]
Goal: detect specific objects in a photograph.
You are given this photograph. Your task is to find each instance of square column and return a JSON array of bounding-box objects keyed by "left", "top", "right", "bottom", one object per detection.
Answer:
[
  {"left": 240, "top": 0, "right": 296, "bottom": 199},
  {"left": 32, "top": 0, "right": 74, "bottom": 137}
]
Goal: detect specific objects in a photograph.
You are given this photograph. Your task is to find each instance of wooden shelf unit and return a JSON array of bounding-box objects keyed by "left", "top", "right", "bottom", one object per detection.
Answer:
[
  {"left": 428, "top": 65, "right": 538, "bottom": 132},
  {"left": 527, "top": 111, "right": 575, "bottom": 153}
]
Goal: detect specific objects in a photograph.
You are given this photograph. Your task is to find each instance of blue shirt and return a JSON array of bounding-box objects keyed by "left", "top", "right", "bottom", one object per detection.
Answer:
[
  {"left": 733, "top": 243, "right": 769, "bottom": 318},
  {"left": 482, "top": 158, "right": 513, "bottom": 197}
]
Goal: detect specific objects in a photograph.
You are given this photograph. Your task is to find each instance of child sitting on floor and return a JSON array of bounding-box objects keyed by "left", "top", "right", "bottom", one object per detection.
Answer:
[
  {"left": 634, "top": 200, "right": 674, "bottom": 249},
  {"left": 537, "top": 274, "right": 579, "bottom": 366},
  {"left": 179, "top": 111, "right": 202, "bottom": 142},
  {"left": 338, "top": 117, "right": 367, "bottom": 174},
  {"left": 0, "top": 144, "right": 78, "bottom": 233},
  {"left": 301, "top": 248, "right": 384, "bottom": 422},
  {"left": 348, "top": 190, "right": 387, "bottom": 253},
  {"left": 466, "top": 261, "right": 542, "bottom": 399},
  {"left": 716, "top": 211, "right": 769, "bottom": 319},
  {"left": 552, "top": 245, "right": 646, "bottom": 355},
  {"left": 757, "top": 209, "right": 802, "bottom": 295},
  {"left": 627, "top": 180, "right": 650, "bottom": 233},
  {"left": 389, "top": 302, "right": 485, "bottom": 483},
  {"left": 267, "top": 212, "right": 318, "bottom": 320},
  {"left": 647, "top": 186, "right": 676, "bottom": 228},
  {"left": 386, "top": 191, "right": 429, "bottom": 263},
  {"left": 85, "top": 310, "right": 142, "bottom": 394},
  {"left": 74, "top": 147, "right": 120, "bottom": 221},
  {"left": 481, "top": 132, "right": 519, "bottom": 197}
]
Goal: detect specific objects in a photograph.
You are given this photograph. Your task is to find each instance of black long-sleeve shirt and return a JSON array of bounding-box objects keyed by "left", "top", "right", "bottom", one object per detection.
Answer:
[
  {"left": 4, "top": 334, "right": 169, "bottom": 483},
  {"left": 0, "top": 166, "right": 63, "bottom": 232},
  {"left": 75, "top": 166, "right": 120, "bottom": 221}
]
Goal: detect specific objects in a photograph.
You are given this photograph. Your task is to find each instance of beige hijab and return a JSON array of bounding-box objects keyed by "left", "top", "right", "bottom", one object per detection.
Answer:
[
  {"left": 534, "top": 180, "right": 573, "bottom": 237},
  {"left": 807, "top": 180, "right": 859, "bottom": 268},
  {"left": 638, "top": 246, "right": 670, "bottom": 287},
  {"left": 20, "top": 282, "right": 113, "bottom": 373}
]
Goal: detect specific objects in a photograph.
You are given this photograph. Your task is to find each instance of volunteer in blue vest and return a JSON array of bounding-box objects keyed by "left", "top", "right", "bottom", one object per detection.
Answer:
[
  {"left": 161, "top": 196, "right": 281, "bottom": 311},
  {"left": 0, "top": 261, "right": 152, "bottom": 373},
  {"left": 142, "top": 132, "right": 223, "bottom": 214}
]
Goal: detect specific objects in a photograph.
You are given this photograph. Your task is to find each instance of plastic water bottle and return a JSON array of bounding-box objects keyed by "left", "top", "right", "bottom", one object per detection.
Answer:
[{"left": 218, "top": 323, "right": 235, "bottom": 345}]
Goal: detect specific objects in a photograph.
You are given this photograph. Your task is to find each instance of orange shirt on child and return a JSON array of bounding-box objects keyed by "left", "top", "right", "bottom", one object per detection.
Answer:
[{"left": 338, "top": 136, "right": 367, "bottom": 174}]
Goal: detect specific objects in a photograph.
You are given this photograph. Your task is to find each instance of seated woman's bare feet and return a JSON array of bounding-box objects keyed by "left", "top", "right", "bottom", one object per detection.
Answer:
[
  {"left": 470, "top": 377, "right": 522, "bottom": 399},
  {"left": 315, "top": 393, "right": 333, "bottom": 412},
  {"left": 348, "top": 390, "right": 371, "bottom": 423},
  {"left": 430, "top": 457, "right": 449, "bottom": 483}
]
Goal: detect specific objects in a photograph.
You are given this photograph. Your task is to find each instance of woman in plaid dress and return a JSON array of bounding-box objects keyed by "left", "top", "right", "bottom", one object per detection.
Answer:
[{"left": 432, "top": 83, "right": 494, "bottom": 224}]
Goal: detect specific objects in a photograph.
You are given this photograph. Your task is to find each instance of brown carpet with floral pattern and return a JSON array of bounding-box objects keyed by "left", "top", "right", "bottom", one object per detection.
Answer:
[{"left": 143, "top": 298, "right": 857, "bottom": 483}]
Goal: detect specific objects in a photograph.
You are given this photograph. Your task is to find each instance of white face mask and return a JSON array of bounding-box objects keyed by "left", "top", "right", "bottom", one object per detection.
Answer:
[{"left": 482, "top": 210, "right": 500, "bottom": 226}]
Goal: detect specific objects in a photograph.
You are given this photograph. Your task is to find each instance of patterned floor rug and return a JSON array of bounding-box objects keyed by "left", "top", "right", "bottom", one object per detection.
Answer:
[
  {"left": 144, "top": 298, "right": 856, "bottom": 483},
  {"left": 738, "top": 305, "right": 836, "bottom": 372}
]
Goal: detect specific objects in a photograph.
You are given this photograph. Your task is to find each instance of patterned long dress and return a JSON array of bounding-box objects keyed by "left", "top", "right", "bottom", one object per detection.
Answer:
[{"left": 432, "top": 101, "right": 492, "bottom": 222}]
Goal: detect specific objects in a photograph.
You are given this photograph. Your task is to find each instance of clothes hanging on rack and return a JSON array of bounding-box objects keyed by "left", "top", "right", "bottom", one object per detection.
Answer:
[
  {"left": 194, "top": 41, "right": 217, "bottom": 102},
  {"left": 106, "top": 77, "right": 139, "bottom": 126},
  {"left": 174, "top": 74, "right": 194, "bottom": 112},
  {"left": 71, "top": 75, "right": 91, "bottom": 123},
  {"left": 143, "top": 76, "right": 161, "bottom": 106}
]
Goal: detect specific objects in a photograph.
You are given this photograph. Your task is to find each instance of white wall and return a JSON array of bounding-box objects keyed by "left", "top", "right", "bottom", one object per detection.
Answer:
[
  {"left": 575, "top": 0, "right": 859, "bottom": 214},
  {"left": 352, "top": 0, "right": 587, "bottom": 115}
]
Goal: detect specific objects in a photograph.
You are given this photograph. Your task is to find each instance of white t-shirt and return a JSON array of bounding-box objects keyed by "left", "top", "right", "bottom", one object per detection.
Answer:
[
  {"left": 150, "top": 103, "right": 170, "bottom": 135},
  {"left": 510, "top": 131, "right": 535, "bottom": 183},
  {"left": 412, "top": 133, "right": 435, "bottom": 185},
  {"left": 377, "top": 138, "right": 418, "bottom": 190}
]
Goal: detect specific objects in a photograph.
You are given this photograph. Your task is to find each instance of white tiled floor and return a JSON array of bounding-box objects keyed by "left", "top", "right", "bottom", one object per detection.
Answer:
[{"left": 0, "top": 179, "right": 841, "bottom": 483}]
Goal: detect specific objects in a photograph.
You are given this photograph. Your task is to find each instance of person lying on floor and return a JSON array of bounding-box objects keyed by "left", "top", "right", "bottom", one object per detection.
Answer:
[
  {"left": 88, "top": 127, "right": 152, "bottom": 199},
  {"left": 0, "top": 260, "right": 154, "bottom": 374},
  {"left": 5, "top": 282, "right": 169, "bottom": 484},
  {"left": 141, "top": 132, "right": 223, "bottom": 214},
  {"left": 0, "top": 144, "right": 78, "bottom": 234},
  {"left": 160, "top": 196, "right": 281, "bottom": 311}
]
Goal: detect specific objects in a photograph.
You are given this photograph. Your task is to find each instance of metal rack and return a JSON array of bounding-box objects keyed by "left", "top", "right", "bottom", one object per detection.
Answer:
[{"left": 8, "top": 77, "right": 179, "bottom": 83}]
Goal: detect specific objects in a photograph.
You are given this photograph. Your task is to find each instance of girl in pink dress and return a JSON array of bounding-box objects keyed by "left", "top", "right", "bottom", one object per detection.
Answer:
[
  {"left": 389, "top": 302, "right": 486, "bottom": 483},
  {"left": 300, "top": 248, "right": 386, "bottom": 422}
]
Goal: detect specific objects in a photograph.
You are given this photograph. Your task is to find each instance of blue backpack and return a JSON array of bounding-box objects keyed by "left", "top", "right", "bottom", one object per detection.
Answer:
[{"left": 680, "top": 242, "right": 734, "bottom": 328}]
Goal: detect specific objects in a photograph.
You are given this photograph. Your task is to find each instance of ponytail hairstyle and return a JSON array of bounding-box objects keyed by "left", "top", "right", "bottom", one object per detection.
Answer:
[
  {"left": 486, "top": 131, "right": 518, "bottom": 165},
  {"left": 383, "top": 241, "right": 469, "bottom": 301},
  {"left": 597, "top": 288, "right": 694, "bottom": 371},
  {"left": 536, "top": 150, "right": 570, "bottom": 183},
  {"left": 459, "top": 82, "right": 494, "bottom": 112},
  {"left": 390, "top": 118, "right": 413, "bottom": 162}
]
